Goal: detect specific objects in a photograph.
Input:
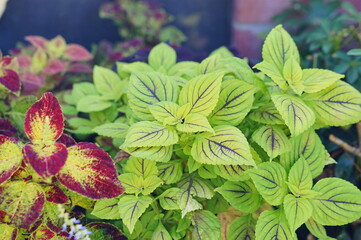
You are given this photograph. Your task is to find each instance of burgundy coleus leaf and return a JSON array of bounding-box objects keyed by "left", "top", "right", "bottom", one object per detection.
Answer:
[
  {"left": 42, "top": 184, "right": 69, "bottom": 204},
  {"left": 0, "top": 119, "right": 17, "bottom": 137},
  {"left": 24, "top": 92, "right": 64, "bottom": 145},
  {"left": 68, "top": 62, "right": 92, "bottom": 73},
  {"left": 17, "top": 55, "right": 32, "bottom": 68},
  {"left": 0, "top": 181, "right": 45, "bottom": 229},
  {"left": 25, "top": 35, "right": 48, "bottom": 49},
  {"left": 57, "top": 142, "right": 123, "bottom": 199},
  {"left": 86, "top": 222, "right": 127, "bottom": 240},
  {"left": 64, "top": 44, "right": 93, "bottom": 61},
  {"left": 57, "top": 134, "right": 76, "bottom": 147},
  {"left": 0, "top": 135, "right": 23, "bottom": 184},
  {"left": 23, "top": 142, "right": 68, "bottom": 178},
  {"left": 43, "top": 59, "right": 66, "bottom": 75},
  {"left": 19, "top": 71, "right": 45, "bottom": 95},
  {"left": 0, "top": 56, "right": 21, "bottom": 94}
]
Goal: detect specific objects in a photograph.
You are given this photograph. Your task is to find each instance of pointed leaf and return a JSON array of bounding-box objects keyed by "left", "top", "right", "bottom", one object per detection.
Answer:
[
  {"left": 64, "top": 44, "right": 93, "bottom": 61},
  {"left": 254, "top": 61, "right": 288, "bottom": 90},
  {"left": 124, "top": 145, "right": 173, "bottom": 163},
  {"left": 93, "top": 123, "right": 129, "bottom": 138},
  {"left": 123, "top": 121, "right": 178, "bottom": 148},
  {"left": 272, "top": 93, "right": 315, "bottom": 136},
  {"left": 302, "top": 81, "right": 361, "bottom": 126},
  {"left": 43, "top": 59, "right": 66, "bottom": 75},
  {"left": 148, "top": 43, "right": 176, "bottom": 71},
  {"left": 216, "top": 180, "right": 262, "bottom": 213},
  {"left": 159, "top": 188, "right": 181, "bottom": 210},
  {"left": 249, "top": 104, "right": 284, "bottom": 125},
  {"left": 93, "top": 66, "right": 125, "bottom": 100},
  {"left": 198, "top": 55, "right": 224, "bottom": 74},
  {"left": 92, "top": 198, "right": 121, "bottom": 219},
  {"left": 287, "top": 157, "right": 313, "bottom": 196},
  {"left": 192, "top": 125, "right": 254, "bottom": 166},
  {"left": 176, "top": 113, "right": 213, "bottom": 133},
  {"left": 214, "top": 164, "right": 251, "bottom": 181},
  {"left": 284, "top": 194, "right": 313, "bottom": 232},
  {"left": 179, "top": 72, "right": 223, "bottom": 116},
  {"left": 57, "top": 143, "right": 123, "bottom": 199},
  {"left": 42, "top": 184, "right": 69, "bottom": 204},
  {"left": 151, "top": 223, "right": 172, "bottom": 240},
  {"left": 252, "top": 125, "right": 291, "bottom": 159},
  {"left": 0, "top": 181, "right": 45, "bottom": 229},
  {"left": 76, "top": 95, "right": 112, "bottom": 113},
  {"left": 86, "top": 222, "right": 126, "bottom": 240},
  {"left": 255, "top": 209, "right": 295, "bottom": 240},
  {"left": 158, "top": 161, "right": 183, "bottom": 184},
  {"left": 148, "top": 101, "right": 180, "bottom": 125},
  {"left": 210, "top": 79, "right": 254, "bottom": 125},
  {"left": 124, "top": 157, "right": 158, "bottom": 178},
  {"left": 305, "top": 218, "right": 335, "bottom": 240},
  {"left": 0, "top": 136, "right": 23, "bottom": 184},
  {"left": 118, "top": 173, "right": 162, "bottom": 195},
  {"left": 248, "top": 162, "right": 287, "bottom": 205},
  {"left": 310, "top": 178, "right": 361, "bottom": 225},
  {"left": 24, "top": 142, "right": 67, "bottom": 178},
  {"left": 25, "top": 35, "right": 48, "bottom": 49},
  {"left": 118, "top": 195, "right": 153, "bottom": 233},
  {"left": 283, "top": 56, "right": 304, "bottom": 95},
  {"left": 302, "top": 69, "right": 343, "bottom": 93},
  {"left": 24, "top": 92, "right": 64, "bottom": 144},
  {"left": 191, "top": 210, "right": 220, "bottom": 240},
  {"left": 227, "top": 215, "right": 256, "bottom": 240},
  {"left": 0, "top": 69, "right": 20, "bottom": 94}
]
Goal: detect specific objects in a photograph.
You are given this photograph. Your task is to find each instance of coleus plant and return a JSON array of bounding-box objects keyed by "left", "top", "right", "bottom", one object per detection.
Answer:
[
  {"left": 10, "top": 35, "right": 93, "bottom": 95},
  {"left": 0, "top": 53, "right": 21, "bottom": 96},
  {"left": 83, "top": 25, "right": 361, "bottom": 240},
  {"left": 0, "top": 92, "right": 123, "bottom": 238}
]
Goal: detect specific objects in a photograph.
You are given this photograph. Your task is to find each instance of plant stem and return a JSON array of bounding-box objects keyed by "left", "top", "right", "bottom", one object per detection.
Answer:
[{"left": 329, "top": 134, "right": 361, "bottom": 158}]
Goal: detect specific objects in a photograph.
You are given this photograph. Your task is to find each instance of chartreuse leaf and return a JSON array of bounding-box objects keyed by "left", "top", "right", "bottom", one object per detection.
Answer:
[
  {"left": 124, "top": 145, "right": 173, "bottom": 163},
  {"left": 255, "top": 61, "right": 288, "bottom": 89},
  {"left": 65, "top": 82, "right": 99, "bottom": 104},
  {"left": 302, "top": 69, "right": 344, "bottom": 93},
  {"left": 287, "top": 157, "right": 312, "bottom": 196},
  {"left": 179, "top": 72, "right": 223, "bottom": 116},
  {"left": 91, "top": 198, "right": 121, "bottom": 219},
  {"left": 0, "top": 224, "right": 18, "bottom": 239},
  {"left": 310, "top": 178, "right": 361, "bottom": 225},
  {"left": 272, "top": 93, "right": 315, "bottom": 136},
  {"left": 198, "top": 55, "right": 224, "bottom": 74},
  {"left": 206, "top": 193, "right": 229, "bottom": 214},
  {"left": 283, "top": 194, "right": 313, "bottom": 232},
  {"left": 252, "top": 125, "right": 291, "bottom": 159},
  {"left": 151, "top": 222, "right": 172, "bottom": 240},
  {"left": 280, "top": 129, "right": 326, "bottom": 178},
  {"left": 122, "top": 121, "right": 178, "bottom": 148},
  {"left": 118, "top": 195, "right": 153, "bottom": 233},
  {"left": 214, "top": 164, "right": 252, "bottom": 181},
  {"left": 216, "top": 180, "right": 262, "bottom": 213},
  {"left": 77, "top": 95, "right": 112, "bottom": 113},
  {"left": 192, "top": 125, "right": 254, "bottom": 166},
  {"left": 222, "top": 57, "right": 261, "bottom": 86},
  {"left": 93, "top": 65, "right": 125, "bottom": 100},
  {"left": 176, "top": 113, "right": 213, "bottom": 133},
  {"left": 302, "top": 81, "right": 361, "bottom": 126},
  {"left": 210, "top": 79, "right": 254, "bottom": 126},
  {"left": 227, "top": 215, "right": 256, "bottom": 240},
  {"left": 255, "top": 209, "right": 295, "bottom": 240},
  {"left": 124, "top": 157, "right": 158, "bottom": 178},
  {"left": 148, "top": 43, "right": 176, "bottom": 71},
  {"left": 168, "top": 61, "right": 199, "bottom": 80},
  {"left": 248, "top": 162, "right": 287, "bottom": 205},
  {"left": 118, "top": 173, "right": 162, "bottom": 195},
  {"left": 148, "top": 101, "right": 180, "bottom": 125},
  {"left": 0, "top": 181, "right": 45, "bottom": 229},
  {"left": 283, "top": 56, "right": 304, "bottom": 95},
  {"left": 92, "top": 123, "right": 129, "bottom": 138},
  {"left": 249, "top": 104, "right": 284, "bottom": 125},
  {"left": 128, "top": 71, "right": 179, "bottom": 120},
  {"left": 158, "top": 188, "right": 180, "bottom": 211},
  {"left": 191, "top": 210, "right": 220, "bottom": 240},
  {"left": 305, "top": 218, "right": 335, "bottom": 240},
  {"left": 0, "top": 136, "right": 23, "bottom": 184},
  {"left": 158, "top": 161, "right": 183, "bottom": 184}
]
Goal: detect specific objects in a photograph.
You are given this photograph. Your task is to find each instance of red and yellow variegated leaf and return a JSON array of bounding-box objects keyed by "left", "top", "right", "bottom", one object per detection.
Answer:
[
  {"left": 57, "top": 143, "right": 123, "bottom": 199},
  {"left": 64, "top": 44, "right": 93, "bottom": 61},
  {"left": 30, "top": 225, "right": 56, "bottom": 240},
  {"left": 0, "top": 69, "right": 21, "bottom": 94},
  {"left": 0, "top": 224, "right": 18, "bottom": 240},
  {"left": 0, "top": 136, "right": 23, "bottom": 184},
  {"left": 25, "top": 35, "right": 48, "bottom": 49},
  {"left": 24, "top": 92, "right": 64, "bottom": 145},
  {"left": 41, "top": 184, "right": 69, "bottom": 204},
  {"left": 24, "top": 142, "right": 67, "bottom": 178},
  {"left": 0, "top": 181, "right": 45, "bottom": 229}
]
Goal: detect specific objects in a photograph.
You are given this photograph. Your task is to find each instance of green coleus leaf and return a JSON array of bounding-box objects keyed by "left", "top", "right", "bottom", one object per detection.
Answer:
[
  {"left": 148, "top": 43, "right": 176, "bottom": 71},
  {"left": 213, "top": 164, "right": 252, "bottom": 181},
  {"left": 248, "top": 162, "right": 288, "bottom": 205},
  {"left": 151, "top": 222, "right": 172, "bottom": 240},
  {"left": 216, "top": 180, "right": 263, "bottom": 213},
  {"left": 168, "top": 61, "right": 199, "bottom": 80},
  {"left": 85, "top": 222, "right": 125, "bottom": 240},
  {"left": 124, "top": 157, "right": 158, "bottom": 177},
  {"left": 255, "top": 61, "right": 288, "bottom": 89},
  {"left": 280, "top": 129, "right": 326, "bottom": 178},
  {"left": 198, "top": 165, "right": 217, "bottom": 179},
  {"left": 66, "top": 82, "right": 99, "bottom": 104},
  {"left": 305, "top": 218, "right": 336, "bottom": 240},
  {"left": 255, "top": 209, "right": 295, "bottom": 240},
  {"left": 76, "top": 95, "right": 112, "bottom": 113},
  {"left": 92, "top": 123, "right": 129, "bottom": 138},
  {"left": 272, "top": 93, "right": 315, "bottom": 136},
  {"left": 93, "top": 65, "right": 125, "bottom": 100},
  {"left": 0, "top": 181, "right": 45, "bottom": 229},
  {"left": 206, "top": 193, "right": 229, "bottom": 214},
  {"left": 283, "top": 194, "right": 313, "bottom": 232},
  {"left": 0, "top": 135, "right": 23, "bottom": 184},
  {"left": 91, "top": 198, "right": 121, "bottom": 219},
  {"left": 283, "top": 56, "right": 304, "bottom": 95},
  {"left": 124, "top": 145, "right": 173, "bottom": 163},
  {"left": 209, "top": 79, "right": 254, "bottom": 126},
  {"left": 139, "top": 211, "right": 159, "bottom": 239},
  {"left": 67, "top": 117, "right": 97, "bottom": 134},
  {"left": 210, "top": 46, "right": 234, "bottom": 58},
  {"left": 118, "top": 195, "right": 153, "bottom": 234},
  {"left": 148, "top": 101, "right": 180, "bottom": 125},
  {"left": 198, "top": 55, "right": 224, "bottom": 74},
  {"left": 122, "top": 121, "right": 178, "bottom": 148},
  {"left": 310, "top": 178, "right": 361, "bottom": 225},
  {"left": 222, "top": 57, "right": 261, "bottom": 86},
  {"left": 191, "top": 210, "right": 221, "bottom": 240},
  {"left": 302, "top": 69, "right": 344, "bottom": 93},
  {"left": 0, "top": 224, "right": 18, "bottom": 239},
  {"left": 192, "top": 125, "right": 255, "bottom": 166},
  {"left": 227, "top": 215, "right": 256, "bottom": 240},
  {"left": 176, "top": 113, "right": 213, "bottom": 133},
  {"left": 118, "top": 173, "right": 162, "bottom": 195},
  {"left": 287, "top": 157, "right": 312, "bottom": 196},
  {"left": 248, "top": 104, "right": 284, "bottom": 125},
  {"left": 158, "top": 161, "right": 183, "bottom": 184},
  {"left": 179, "top": 72, "right": 223, "bottom": 116},
  {"left": 128, "top": 71, "right": 179, "bottom": 120},
  {"left": 251, "top": 125, "right": 291, "bottom": 159},
  {"left": 302, "top": 81, "right": 361, "bottom": 126},
  {"left": 159, "top": 188, "right": 181, "bottom": 210}
]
